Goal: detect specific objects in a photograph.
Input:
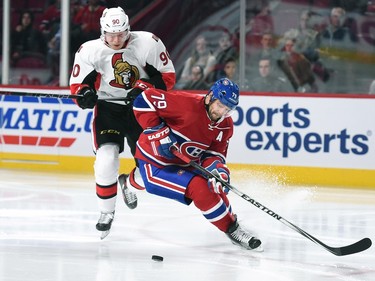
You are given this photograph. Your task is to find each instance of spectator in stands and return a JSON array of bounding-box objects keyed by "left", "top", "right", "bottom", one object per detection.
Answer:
[
  {"left": 330, "top": 0, "right": 368, "bottom": 14},
  {"left": 177, "top": 34, "right": 216, "bottom": 89},
  {"left": 283, "top": 10, "right": 331, "bottom": 82},
  {"left": 221, "top": 57, "right": 237, "bottom": 81},
  {"left": 277, "top": 38, "right": 318, "bottom": 93},
  {"left": 284, "top": 11, "right": 321, "bottom": 63},
  {"left": 220, "top": 57, "right": 249, "bottom": 89},
  {"left": 72, "top": 0, "right": 106, "bottom": 43},
  {"left": 248, "top": 32, "right": 278, "bottom": 71},
  {"left": 318, "top": 7, "right": 359, "bottom": 93},
  {"left": 182, "top": 65, "right": 210, "bottom": 90},
  {"left": 39, "top": 0, "right": 61, "bottom": 39},
  {"left": 249, "top": 57, "right": 293, "bottom": 92},
  {"left": 11, "top": 10, "right": 47, "bottom": 66},
  {"left": 245, "top": 0, "right": 274, "bottom": 47},
  {"left": 321, "top": 7, "right": 358, "bottom": 48},
  {"left": 208, "top": 31, "right": 238, "bottom": 82},
  {"left": 219, "top": 57, "right": 252, "bottom": 90}
]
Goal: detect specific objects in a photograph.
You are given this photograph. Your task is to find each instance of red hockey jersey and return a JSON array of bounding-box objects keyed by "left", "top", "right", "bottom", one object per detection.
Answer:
[{"left": 133, "top": 88, "right": 234, "bottom": 167}]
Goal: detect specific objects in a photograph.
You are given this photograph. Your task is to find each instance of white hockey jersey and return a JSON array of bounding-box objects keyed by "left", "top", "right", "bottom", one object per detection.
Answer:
[{"left": 69, "top": 31, "right": 175, "bottom": 104}]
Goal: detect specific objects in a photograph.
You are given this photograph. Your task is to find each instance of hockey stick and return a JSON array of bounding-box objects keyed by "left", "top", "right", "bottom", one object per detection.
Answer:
[
  {"left": 170, "top": 146, "right": 372, "bottom": 256},
  {"left": 0, "top": 90, "right": 128, "bottom": 101}
]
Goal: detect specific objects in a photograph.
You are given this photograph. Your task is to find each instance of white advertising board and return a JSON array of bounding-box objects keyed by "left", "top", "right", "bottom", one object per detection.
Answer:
[
  {"left": 1, "top": 91, "right": 374, "bottom": 170},
  {"left": 228, "top": 95, "right": 375, "bottom": 169},
  {"left": 0, "top": 94, "right": 132, "bottom": 159}
]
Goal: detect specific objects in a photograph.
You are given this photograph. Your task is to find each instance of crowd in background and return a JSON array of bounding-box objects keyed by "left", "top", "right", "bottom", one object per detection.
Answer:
[
  {"left": 6, "top": 0, "right": 152, "bottom": 84},
  {"left": 175, "top": 1, "right": 373, "bottom": 94},
  {"left": 3, "top": 0, "right": 375, "bottom": 93}
]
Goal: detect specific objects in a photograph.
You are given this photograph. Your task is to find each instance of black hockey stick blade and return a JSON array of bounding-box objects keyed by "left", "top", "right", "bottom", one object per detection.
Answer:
[
  {"left": 170, "top": 146, "right": 372, "bottom": 256},
  {"left": 336, "top": 238, "right": 372, "bottom": 256},
  {"left": 280, "top": 217, "right": 372, "bottom": 256}
]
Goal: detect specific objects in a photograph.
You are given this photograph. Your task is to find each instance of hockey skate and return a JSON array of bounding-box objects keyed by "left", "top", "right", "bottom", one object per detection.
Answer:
[
  {"left": 226, "top": 219, "right": 263, "bottom": 251},
  {"left": 96, "top": 211, "right": 115, "bottom": 240},
  {"left": 118, "top": 174, "right": 138, "bottom": 209}
]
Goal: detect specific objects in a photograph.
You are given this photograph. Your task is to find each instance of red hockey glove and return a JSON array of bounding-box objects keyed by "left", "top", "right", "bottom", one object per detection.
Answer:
[
  {"left": 76, "top": 85, "right": 98, "bottom": 109},
  {"left": 144, "top": 122, "right": 177, "bottom": 159},
  {"left": 206, "top": 160, "right": 230, "bottom": 194}
]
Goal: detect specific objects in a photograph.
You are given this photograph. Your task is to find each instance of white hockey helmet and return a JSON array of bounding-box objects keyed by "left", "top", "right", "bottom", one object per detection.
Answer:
[{"left": 100, "top": 7, "right": 130, "bottom": 38}]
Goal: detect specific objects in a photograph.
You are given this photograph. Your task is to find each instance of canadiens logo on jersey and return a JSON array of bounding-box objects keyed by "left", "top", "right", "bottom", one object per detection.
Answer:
[
  {"left": 179, "top": 141, "right": 208, "bottom": 161},
  {"left": 109, "top": 53, "right": 140, "bottom": 89}
]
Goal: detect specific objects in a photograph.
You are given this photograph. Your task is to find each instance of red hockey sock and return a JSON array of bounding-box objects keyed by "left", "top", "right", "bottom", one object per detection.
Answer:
[{"left": 186, "top": 176, "right": 235, "bottom": 232}]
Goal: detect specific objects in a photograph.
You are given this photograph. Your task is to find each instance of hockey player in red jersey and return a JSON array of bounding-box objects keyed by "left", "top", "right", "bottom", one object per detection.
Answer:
[
  {"left": 69, "top": 7, "right": 175, "bottom": 239},
  {"left": 132, "top": 78, "right": 262, "bottom": 250}
]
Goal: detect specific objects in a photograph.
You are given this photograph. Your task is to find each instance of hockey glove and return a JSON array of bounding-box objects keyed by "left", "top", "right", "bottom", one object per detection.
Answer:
[
  {"left": 126, "top": 79, "right": 153, "bottom": 103},
  {"left": 206, "top": 160, "right": 230, "bottom": 194},
  {"left": 144, "top": 122, "right": 177, "bottom": 159},
  {"left": 76, "top": 85, "right": 98, "bottom": 109}
]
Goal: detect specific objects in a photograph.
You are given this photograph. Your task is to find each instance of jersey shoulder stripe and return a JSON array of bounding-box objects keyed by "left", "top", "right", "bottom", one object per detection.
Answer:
[{"left": 133, "top": 92, "right": 156, "bottom": 111}]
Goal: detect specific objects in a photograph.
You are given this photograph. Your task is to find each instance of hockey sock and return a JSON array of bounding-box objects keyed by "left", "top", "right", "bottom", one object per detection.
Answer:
[{"left": 186, "top": 176, "right": 235, "bottom": 232}]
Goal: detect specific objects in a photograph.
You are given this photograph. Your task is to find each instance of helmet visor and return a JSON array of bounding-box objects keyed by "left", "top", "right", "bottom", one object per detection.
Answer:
[{"left": 104, "top": 30, "right": 129, "bottom": 40}]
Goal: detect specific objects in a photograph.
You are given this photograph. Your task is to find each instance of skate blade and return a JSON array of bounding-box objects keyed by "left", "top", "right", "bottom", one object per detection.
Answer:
[
  {"left": 230, "top": 241, "right": 264, "bottom": 252},
  {"left": 121, "top": 189, "right": 138, "bottom": 209},
  {"left": 251, "top": 244, "right": 264, "bottom": 252},
  {"left": 100, "top": 230, "right": 110, "bottom": 240},
  {"left": 126, "top": 197, "right": 137, "bottom": 209}
]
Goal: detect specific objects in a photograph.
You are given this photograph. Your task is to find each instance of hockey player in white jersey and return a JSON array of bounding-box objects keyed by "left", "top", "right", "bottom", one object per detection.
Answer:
[{"left": 69, "top": 7, "right": 176, "bottom": 239}]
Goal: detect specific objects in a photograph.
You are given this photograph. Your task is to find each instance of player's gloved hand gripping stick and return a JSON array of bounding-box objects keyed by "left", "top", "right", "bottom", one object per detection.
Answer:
[
  {"left": 170, "top": 145, "right": 372, "bottom": 256},
  {"left": 76, "top": 85, "right": 98, "bottom": 109},
  {"left": 205, "top": 160, "right": 230, "bottom": 194}
]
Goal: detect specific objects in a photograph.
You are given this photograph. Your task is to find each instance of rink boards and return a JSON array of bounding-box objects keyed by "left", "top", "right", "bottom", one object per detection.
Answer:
[{"left": 1, "top": 87, "right": 374, "bottom": 188}]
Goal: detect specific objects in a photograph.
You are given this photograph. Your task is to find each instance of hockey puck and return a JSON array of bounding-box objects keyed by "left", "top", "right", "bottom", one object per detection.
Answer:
[{"left": 151, "top": 255, "right": 164, "bottom": 262}]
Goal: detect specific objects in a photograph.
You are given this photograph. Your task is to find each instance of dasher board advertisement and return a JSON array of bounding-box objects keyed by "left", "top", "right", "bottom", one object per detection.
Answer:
[
  {"left": 1, "top": 92, "right": 374, "bottom": 170},
  {"left": 229, "top": 95, "right": 375, "bottom": 170}
]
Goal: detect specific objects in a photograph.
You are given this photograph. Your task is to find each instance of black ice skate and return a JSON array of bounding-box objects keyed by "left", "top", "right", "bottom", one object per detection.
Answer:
[
  {"left": 226, "top": 219, "right": 263, "bottom": 251},
  {"left": 118, "top": 174, "right": 138, "bottom": 209},
  {"left": 96, "top": 211, "right": 115, "bottom": 240}
]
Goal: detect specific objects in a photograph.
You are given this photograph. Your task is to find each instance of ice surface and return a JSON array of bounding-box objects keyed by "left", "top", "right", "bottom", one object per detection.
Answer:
[{"left": 0, "top": 169, "right": 374, "bottom": 281}]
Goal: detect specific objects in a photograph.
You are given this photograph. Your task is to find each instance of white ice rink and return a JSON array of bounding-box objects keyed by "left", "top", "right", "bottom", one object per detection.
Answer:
[{"left": 0, "top": 168, "right": 374, "bottom": 281}]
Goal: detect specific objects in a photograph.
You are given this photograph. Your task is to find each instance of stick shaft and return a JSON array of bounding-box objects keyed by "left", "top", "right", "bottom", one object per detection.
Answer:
[
  {"left": 0, "top": 90, "right": 127, "bottom": 101},
  {"left": 0, "top": 90, "right": 79, "bottom": 99}
]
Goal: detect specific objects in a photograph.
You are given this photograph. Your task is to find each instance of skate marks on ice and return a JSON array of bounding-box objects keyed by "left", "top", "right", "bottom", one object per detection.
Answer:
[{"left": 0, "top": 169, "right": 374, "bottom": 281}]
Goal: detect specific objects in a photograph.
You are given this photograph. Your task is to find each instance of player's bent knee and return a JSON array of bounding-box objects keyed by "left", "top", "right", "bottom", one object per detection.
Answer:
[
  {"left": 187, "top": 176, "right": 219, "bottom": 210},
  {"left": 94, "top": 144, "right": 120, "bottom": 185}
]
